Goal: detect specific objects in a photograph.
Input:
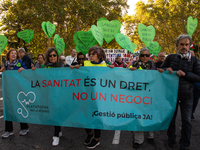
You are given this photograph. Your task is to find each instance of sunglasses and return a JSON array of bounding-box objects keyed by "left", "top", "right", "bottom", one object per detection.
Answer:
[
  {"left": 78, "top": 58, "right": 84, "bottom": 60},
  {"left": 140, "top": 54, "right": 150, "bottom": 57},
  {"left": 61, "top": 59, "right": 65, "bottom": 61},
  {"left": 49, "top": 54, "right": 57, "bottom": 57}
]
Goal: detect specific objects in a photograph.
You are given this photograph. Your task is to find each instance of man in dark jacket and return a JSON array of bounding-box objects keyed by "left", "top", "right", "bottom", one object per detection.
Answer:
[
  {"left": 158, "top": 34, "right": 200, "bottom": 150},
  {"left": 18, "top": 48, "right": 32, "bottom": 69}
]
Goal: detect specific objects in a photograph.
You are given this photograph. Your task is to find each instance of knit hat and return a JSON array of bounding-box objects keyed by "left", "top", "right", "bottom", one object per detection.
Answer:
[{"left": 18, "top": 48, "right": 25, "bottom": 53}]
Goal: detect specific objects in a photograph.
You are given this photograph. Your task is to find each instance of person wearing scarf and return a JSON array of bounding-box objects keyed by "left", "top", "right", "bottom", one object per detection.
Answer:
[
  {"left": 158, "top": 34, "right": 200, "bottom": 150},
  {"left": 130, "top": 47, "right": 155, "bottom": 148},
  {"left": 1, "top": 48, "right": 29, "bottom": 139}
]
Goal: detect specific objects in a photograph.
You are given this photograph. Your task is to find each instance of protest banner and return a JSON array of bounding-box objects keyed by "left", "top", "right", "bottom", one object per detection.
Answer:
[{"left": 3, "top": 67, "right": 178, "bottom": 131}]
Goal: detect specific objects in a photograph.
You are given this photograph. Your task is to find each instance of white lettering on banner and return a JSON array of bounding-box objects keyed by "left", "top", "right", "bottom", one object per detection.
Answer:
[{"left": 17, "top": 91, "right": 36, "bottom": 118}]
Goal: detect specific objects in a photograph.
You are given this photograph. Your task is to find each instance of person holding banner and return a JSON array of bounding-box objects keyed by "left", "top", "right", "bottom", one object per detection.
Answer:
[
  {"left": 112, "top": 55, "right": 127, "bottom": 68},
  {"left": 71, "top": 52, "right": 86, "bottom": 66},
  {"left": 44, "top": 47, "right": 67, "bottom": 146},
  {"left": 32, "top": 47, "right": 69, "bottom": 146},
  {"left": 35, "top": 54, "right": 45, "bottom": 68},
  {"left": 130, "top": 47, "right": 156, "bottom": 148},
  {"left": 0, "top": 48, "right": 29, "bottom": 138},
  {"left": 158, "top": 34, "right": 200, "bottom": 150},
  {"left": 79, "top": 46, "right": 112, "bottom": 149},
  {"left": 154, "top": 52, "right": 165, "bottom": 69}
]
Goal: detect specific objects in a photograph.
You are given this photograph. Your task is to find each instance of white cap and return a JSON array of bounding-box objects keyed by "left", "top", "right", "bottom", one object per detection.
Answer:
[{"left": 18, "top": 48, "right": 25, "bottom": 53}]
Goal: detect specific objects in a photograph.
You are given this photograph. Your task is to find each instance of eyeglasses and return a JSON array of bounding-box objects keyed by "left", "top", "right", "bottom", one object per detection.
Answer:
[
  {"left": 61, "top": 59, "right": 65, "bottom": 61},
  {"left": 140, "top": 54, "right": 150, "bottom": 57},
  {"left": 49, "top": 54, "right": 57, "bottom": 57},
  {"left": 78, "top": 58, "right": 84, "bottom": 60}
]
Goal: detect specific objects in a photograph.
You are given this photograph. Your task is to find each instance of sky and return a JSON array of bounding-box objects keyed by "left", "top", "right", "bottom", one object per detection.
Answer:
[{"left": 127, "top": 0, "right": 148, "bottom": 15}]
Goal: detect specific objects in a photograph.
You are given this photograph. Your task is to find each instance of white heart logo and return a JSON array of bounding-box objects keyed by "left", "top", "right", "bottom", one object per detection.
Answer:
[{"left": 17, "top": 91, "right": 36, "bottom": 118}]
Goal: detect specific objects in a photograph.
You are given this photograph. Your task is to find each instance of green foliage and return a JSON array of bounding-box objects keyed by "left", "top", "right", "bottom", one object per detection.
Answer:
[
  {"left": 123, "top": 0, "right": 200, "bottom": 57},
  {"left": 0, "top": 0, "right": 128, "bottom": 58}
]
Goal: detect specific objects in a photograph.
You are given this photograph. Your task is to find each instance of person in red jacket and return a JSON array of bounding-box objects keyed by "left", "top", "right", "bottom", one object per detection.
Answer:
[{"left": 112, "top": 55, "right": 127, "bottom": 68}]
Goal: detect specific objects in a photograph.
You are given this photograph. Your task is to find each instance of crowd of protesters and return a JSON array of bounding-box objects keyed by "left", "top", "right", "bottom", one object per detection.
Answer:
[{"left": 0, "top": 34, "right": 200, "bottom": 150}]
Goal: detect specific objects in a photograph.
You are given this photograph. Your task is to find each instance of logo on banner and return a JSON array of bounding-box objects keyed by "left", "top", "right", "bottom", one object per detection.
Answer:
[{"left": 17, "top": 91, "right": 36, "bottom": 118}]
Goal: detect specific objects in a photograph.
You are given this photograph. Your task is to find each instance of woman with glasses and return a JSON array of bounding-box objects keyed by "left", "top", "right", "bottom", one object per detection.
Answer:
[
  {"left": 35, "top": 54, "right": 45, "bottom": 68},
  {"left": 60, "top": 56, "right": 66, "bottom": 65},
  {"left": 130, "top": 47, "right": 155, "bottom": 71},
  {"left": 75, "top": 46, "right": 113, "bottom": 149},
  {"left": 130, "top": 47, "right": 155, "bottom": 148},
  {"left": 71, "top": 52, "right": 85, "bottom": 66},
  {"left": 77, "top": 52, "right": 86, "bottom": 66},
  {"left": 81, "top": 46, "right": 113, "bottom": 149},
  {"left": 44, "top": 47, "right": 66, "bottom": 146},
  {"left": 32, "top": 47, "right": 68, "bottom": 146},
  {"left": 0, "top": 48, "right": 29, "bottom": 138}
]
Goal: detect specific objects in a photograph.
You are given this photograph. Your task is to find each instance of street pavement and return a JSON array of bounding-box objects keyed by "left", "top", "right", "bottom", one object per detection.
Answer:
[{"left": 0, "top": 78, "right": 199, "bottom": 150}]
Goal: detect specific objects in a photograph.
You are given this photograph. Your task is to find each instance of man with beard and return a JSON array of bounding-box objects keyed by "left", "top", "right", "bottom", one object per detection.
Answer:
[{"left": 158, "top": 34, "right": 200, "bottom": 150}]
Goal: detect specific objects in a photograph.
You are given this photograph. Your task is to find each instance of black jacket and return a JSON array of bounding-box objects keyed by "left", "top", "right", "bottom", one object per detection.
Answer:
[
  {"left": 161, "top": 54, "right": 200, "bottom": 100},
  {"left": 21, "top": 55, "right": 32, "bottom": 69}
]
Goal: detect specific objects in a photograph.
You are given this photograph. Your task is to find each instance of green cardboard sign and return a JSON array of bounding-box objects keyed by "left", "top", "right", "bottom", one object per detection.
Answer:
[
  {"left": 77, "top": 31, "right": 95, "bottom": 47},
  {"left": 73, "top": 32, "right": 87, "bottom": 52},
  {"left": 73, "top": 32, "right": 97, "bottom": 55},
  {"left": 54, "top": 34, "right": 60, "bottom": 45},
  {"left": 147, "top": 41, "right": 159, "bottom": 54},
  {"left": 91, "top": 25, "right": 103, "bottom": 47},
  {"left": 42, "top": 22, "right": 48, "bottom": 37},
  {"left": 0, "top": 35, "right": 8, "bottom": 55},
  {"left": 97, "top": 18, "right": 121, "bottom": 44},
  {"left": 152, "top": 46, "right": 161, "bottom": 56},
  {"left": 42, "top": 21, "right": 56, "bottom": 38},
  {"left": 138, "top": 23, "right": 155, "bottom": 47},
  {"left": 86, "top": 39, "right": 98, "bottom": 54},
  {"left": 115, "top": 33, "right": 136, "bottom": 54},
  {"left": 47, "top": 21, "right": 56, "bottom": 38},
  {"left": 75, "top": 46, "right": 81, "bottom": 53},
  {"left": 98, "top": 17, "right": 108, "bottom": 22},
  {"left": 187, "top": 16, "right": 198, "bottom": 37},
  {"left": 54, "top": 35, "right": 65, "bottom": 56},
  {"left": 17, "top": 29, "right": 34, "bottom": 43}
]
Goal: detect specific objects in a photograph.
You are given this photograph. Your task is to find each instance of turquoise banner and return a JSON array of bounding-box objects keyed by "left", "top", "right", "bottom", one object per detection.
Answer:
[{"left": 3, "top": 67, "right": 179, "bottom": 131}]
